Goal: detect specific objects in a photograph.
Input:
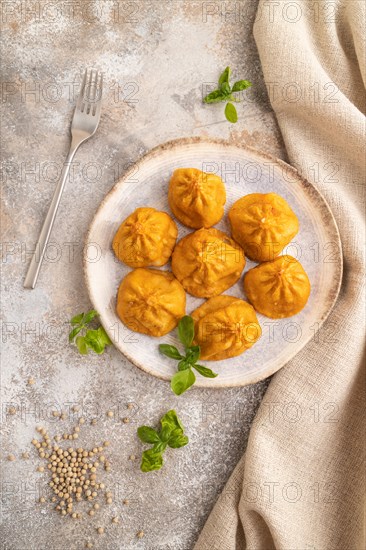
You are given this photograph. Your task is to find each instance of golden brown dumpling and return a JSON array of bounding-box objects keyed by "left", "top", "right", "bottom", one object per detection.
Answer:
[
  {"left": 116, "top": 268, "right": 186, "bottom": 337},
  {"left": 229, "top": 193, "right": 299, "bottom": 262},
  {"left": 112, "top": 207, "right": 178, "bottom": 268},
  {"left": 244, "top": 255, "right": 311, "bottom": 318},
  {"left": 191, "top": 296, "right": 261, "bottom": 361},
  {"left": 171, "top": 228, "right": 245, "bottom": 298},
  {"left": 168, "top": 168, "right": 226, "bottom": 228}
]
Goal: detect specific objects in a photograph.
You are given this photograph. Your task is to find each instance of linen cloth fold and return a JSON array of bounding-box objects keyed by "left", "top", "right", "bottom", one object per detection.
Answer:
[{"left": 195, "top": 1, "right": 366, "bottom": 548}]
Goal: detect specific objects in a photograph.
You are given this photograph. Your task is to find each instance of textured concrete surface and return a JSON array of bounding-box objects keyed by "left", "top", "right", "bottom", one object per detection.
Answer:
[{"left": 1, "top": 1, "right": 285, "bottom": 548}]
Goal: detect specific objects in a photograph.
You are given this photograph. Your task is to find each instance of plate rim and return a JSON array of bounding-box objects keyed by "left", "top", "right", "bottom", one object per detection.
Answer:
[{"left": 83, "top": 136, "right": 343, "bottom": 387}]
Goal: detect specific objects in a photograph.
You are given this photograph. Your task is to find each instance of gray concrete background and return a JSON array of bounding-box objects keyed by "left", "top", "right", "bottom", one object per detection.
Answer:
[{"left": 1, "top": 1, "right": 285, "bottom": 548}]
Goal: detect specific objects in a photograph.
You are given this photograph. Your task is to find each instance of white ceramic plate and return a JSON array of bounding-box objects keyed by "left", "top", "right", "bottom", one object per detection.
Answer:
[{"left": 84, "top": 138, "right": 342, "bottom": 387}]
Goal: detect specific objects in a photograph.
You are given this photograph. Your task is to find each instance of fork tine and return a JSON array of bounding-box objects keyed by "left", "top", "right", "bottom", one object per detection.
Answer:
[
  {"left": 76, "top": 68, "right": 88, "bottom": 112},
  {"left": 90, "top": 70, "right": 98, "bottom": 101},
  {"left": 84, "top": 69, "right": 93, "bottom": 114},
  {"left": 87, "top": 70, "right": 98, "bottom": 115},
  {"left": 93, "top": 72, "right": 103, "bottom": 117},
  {"left": 74, "top": 68, "right": 102, "bottom": 119}
]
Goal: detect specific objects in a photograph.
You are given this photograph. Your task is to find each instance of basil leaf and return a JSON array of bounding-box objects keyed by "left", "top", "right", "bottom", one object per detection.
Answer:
[
  {"left": 225, "top": 102, "right": 238, "bottom": 123},
  {"left": 70, "top": 313, "right": 84, "bottom": 326},
  {"left": 159, "top": 344, "right": 183, "bottom": 360},
  {"left": 193, "top": 364, "right": 218, "bottom": 378},
  {"left": 97, "top": 326, "right": 112, "bottom": 346},
  {"left": 82, "top": 310, "right": 99, "bottom": 325},
  {"left": 186, "top": 345, "right": 200, "bottom": 365},
  {"left": 69, "top": 326, "right": 82, "bottom": 342},
  {"left": 218, "top": 66, "right": 231, "bottom": 87},
  {"left": 153, "top": 441, "right": 168, "bottom": 453},
  {"left": 137, "top": 411, "right": 187, "bottom": 472},
  {"left": 168, "top": 433, "right": 189, "bottom": 449},
  {"left": 137, "top": 426, "right": 161, "bottom": 444},
  {"left": 171, "top": 368, "right": 196, "bottom": 395},
  {"left": 69, "top": 310, "right": 112, "bottom": 356},
  {"left": 220, "top": 81, "right": 231, "bottom": 95},
  {"left": 232, "top": 79, "right": 252, "bottom": 92},
  {"left": 160, "top": 410, "right": 184, "bottom": 432},
  {"left": 84, "top": 329, "right": 105, "bottom": 354},
  {"left": 178, "top": 316, "right": 194, "bottom": 348},
  {"left": 159, "top": 425, "right": 172, "bottom": 442},
  {"left": 76, "top": 336, "right": 88, "bottom": 355},
  {"left": 140, "top": 449, "right": 163, "bottom": 472},
  {"left": 203, "top": 89, "right": 228, "bottom": 104},
  {"left": 178, "top": 359, "right": 191, "bottom": 371}
]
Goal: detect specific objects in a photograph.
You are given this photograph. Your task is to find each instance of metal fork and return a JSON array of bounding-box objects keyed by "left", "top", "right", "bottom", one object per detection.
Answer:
[{"left": 24, "top": 69, "right": 103, "bottom": 289}]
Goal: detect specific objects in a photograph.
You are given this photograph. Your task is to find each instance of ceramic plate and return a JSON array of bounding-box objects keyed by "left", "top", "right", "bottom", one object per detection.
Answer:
[{"left": 84, "top": 138, "right": 342, "bottom": 387}]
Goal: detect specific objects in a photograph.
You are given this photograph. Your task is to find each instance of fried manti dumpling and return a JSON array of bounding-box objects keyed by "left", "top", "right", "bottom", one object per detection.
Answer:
[
  {"left": 112, "top": 207, "right": 178, "bottom": 268},
  {"left": 244, "top": 255, "right": 311, "bottom": 319},
  {"left": 171, "top": 228, "right": 245, "bottom": 298},
  {"left": 228, "top": 193, "right": 299, "bottom": 262},
  {"left": 191, "top": 295, "right": 261, "bottom": 361},
  {"left": 116, "top": 268, "right": 186, "bottom": 337},
  {"left": 168, "top": 168, "right": 226, "bottom": 229}
]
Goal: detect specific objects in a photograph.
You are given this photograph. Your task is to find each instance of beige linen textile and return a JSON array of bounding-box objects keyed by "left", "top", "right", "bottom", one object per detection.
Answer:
[{"left": 195, "top": 1, "right": 366, "bottom": 549}]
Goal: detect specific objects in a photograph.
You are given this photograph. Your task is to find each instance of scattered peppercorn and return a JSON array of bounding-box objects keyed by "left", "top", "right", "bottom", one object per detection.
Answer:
[{"left": 30, "top": 425, "right": 113, "bottom": 522}]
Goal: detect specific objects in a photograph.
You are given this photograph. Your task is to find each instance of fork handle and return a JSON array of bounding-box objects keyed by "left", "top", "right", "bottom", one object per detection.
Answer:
[{"left": 24, "top": 139, "right": 81, "bottom": 289}]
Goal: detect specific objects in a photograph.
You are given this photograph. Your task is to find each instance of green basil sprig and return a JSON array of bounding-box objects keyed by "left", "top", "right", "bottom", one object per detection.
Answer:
[
  {"left": 203, "top": 66, "right": 252, "bottom": 123},
  {"left": 69, "top": 310, "right": 112, "bottom": 355},
  {"left": 159, "top": 316, "right": 218, "bottom": 396},
  {"left": 137, "top": 410, "right": 188, "bottom": 472}
]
